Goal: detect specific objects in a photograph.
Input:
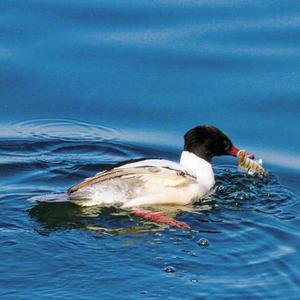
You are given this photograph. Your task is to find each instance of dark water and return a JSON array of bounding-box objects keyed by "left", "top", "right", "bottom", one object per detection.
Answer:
[{"left": 1, "top": 1, "right": 300, "bottom": 299}]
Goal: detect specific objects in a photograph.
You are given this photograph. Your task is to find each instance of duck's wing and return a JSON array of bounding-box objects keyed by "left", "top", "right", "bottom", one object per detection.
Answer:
[{"left": 68, "top": 163, "right": 197, "bottom": 195}]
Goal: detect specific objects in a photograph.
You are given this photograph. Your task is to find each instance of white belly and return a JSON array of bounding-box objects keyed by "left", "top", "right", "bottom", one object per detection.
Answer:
[{"left": 69, "top": 178, "right": 206, "bottom": 208}]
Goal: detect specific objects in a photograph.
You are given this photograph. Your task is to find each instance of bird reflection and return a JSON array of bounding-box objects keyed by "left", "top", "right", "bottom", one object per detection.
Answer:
[{"left": 29, "top": 196, "right": 213, "bottom": 236}]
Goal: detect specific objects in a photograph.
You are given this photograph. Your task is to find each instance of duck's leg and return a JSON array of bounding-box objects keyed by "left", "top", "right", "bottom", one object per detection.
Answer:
[{"left": 130, "top": 209, "right": 190, "bottom": 228}]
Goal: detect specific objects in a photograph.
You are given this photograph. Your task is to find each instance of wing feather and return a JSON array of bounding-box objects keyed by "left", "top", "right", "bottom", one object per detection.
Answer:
[{"left": 68, "top": 166, "right": 196, "bottom": 194}]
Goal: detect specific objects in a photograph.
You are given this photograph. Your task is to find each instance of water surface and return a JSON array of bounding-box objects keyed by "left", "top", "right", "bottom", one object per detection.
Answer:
[{"left": 1, "top": 1, "right": 300, "bottom": 299}]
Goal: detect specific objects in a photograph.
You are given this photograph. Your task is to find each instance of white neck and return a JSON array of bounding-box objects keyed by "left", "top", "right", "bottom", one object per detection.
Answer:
[{"left": 180, "top": 151, "right": 215, "bottom": 191}]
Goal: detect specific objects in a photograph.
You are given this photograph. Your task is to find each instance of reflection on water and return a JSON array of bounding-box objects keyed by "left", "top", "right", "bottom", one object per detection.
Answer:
[
  {"left": 29, "top": 202, "right": 166, "bottom": 236},
  {"left": 28, "top": 193, "right": 212, "bottom": 235}
]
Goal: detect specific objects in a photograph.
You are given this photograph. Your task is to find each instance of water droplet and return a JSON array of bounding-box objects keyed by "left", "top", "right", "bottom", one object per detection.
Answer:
[
  {"left": 216, "top": 185, "right": 226, "bottom": 194},
  {"left": 233, "top": 191, "right": 249, "bottom": 200},
  {"left": 164, "top": 266, "right": 176, "bottom": 273},
  {"left": 197, "top": 238, "right": 209, "bottom": 247},
  {"left": 153, "top": 238, "right": 162, "bottom": 244}
]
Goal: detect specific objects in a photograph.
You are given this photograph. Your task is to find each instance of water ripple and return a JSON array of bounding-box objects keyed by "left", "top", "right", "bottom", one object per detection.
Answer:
[{"left": 4, "top": 119, "right": 119, "bottom": 141}]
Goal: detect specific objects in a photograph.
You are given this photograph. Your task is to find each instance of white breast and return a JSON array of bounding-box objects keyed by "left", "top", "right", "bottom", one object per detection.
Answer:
[{"left": 180, "top": 151, "right": 215, "bottom": 190}]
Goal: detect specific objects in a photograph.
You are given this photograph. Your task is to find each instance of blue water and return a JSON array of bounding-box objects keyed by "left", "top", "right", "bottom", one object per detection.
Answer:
[{"left": 1, "top": 1, "right": 300, "bottom": 299}]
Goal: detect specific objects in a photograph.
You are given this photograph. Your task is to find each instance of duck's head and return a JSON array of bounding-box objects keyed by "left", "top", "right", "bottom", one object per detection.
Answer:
[{"left": 184, "top": 125, "right": 254, "bottom": 163}]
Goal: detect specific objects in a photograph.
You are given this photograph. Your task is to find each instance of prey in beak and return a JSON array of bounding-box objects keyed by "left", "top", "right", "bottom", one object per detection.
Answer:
[{"left": 228, "top": 146, "right": 255, "bottom": 159}]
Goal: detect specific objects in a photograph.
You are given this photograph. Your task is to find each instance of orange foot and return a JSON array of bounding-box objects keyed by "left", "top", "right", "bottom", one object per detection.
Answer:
[{"left": 130, "top": 209, "right": 190, "bottom": 228}]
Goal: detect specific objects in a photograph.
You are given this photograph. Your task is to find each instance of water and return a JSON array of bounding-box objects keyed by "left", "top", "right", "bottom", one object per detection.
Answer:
[{"left": 1, "top": 1, "right": 300, "bottom": 299}]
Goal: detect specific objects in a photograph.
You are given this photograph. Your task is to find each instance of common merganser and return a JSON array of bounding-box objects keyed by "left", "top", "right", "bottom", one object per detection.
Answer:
[{"left": 68, "top": 125, "right": 253, "bottom": 228}]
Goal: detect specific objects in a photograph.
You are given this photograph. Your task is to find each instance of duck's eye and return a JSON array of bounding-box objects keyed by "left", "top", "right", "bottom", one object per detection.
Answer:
[{"left": 223, "top": 140, "right": 231, "bottom": 151}]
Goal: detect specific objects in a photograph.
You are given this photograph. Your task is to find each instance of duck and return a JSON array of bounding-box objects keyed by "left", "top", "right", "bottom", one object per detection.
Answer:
[{"left": 68, "top": 125, "right": 253, "bottom": 228}]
